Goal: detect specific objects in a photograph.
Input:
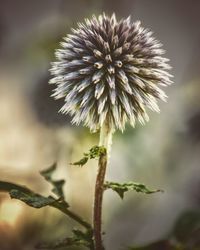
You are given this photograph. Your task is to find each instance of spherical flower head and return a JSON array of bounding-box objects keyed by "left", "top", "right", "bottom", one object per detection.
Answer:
[{"left": 50, "top": 13, "right": 173, "bottom": 132}]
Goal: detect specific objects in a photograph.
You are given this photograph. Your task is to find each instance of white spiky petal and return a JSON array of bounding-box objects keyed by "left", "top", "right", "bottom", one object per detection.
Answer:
[{"left": 50, "top": 13, "right": 173, "bottom": 132}]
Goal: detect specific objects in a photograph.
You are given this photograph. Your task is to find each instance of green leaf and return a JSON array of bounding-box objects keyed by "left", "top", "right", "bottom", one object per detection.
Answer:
[
  {"left": 88, "top": 145, "right": 106, "bottom": 159},
  {"left": 0, "top": 180, "right": 56, "bottom": 208},
  {"left": 71, "top": 156, "right": 89, "bottom": 167},
  {"left": 10, "top": 189, "right": 55, "bottom": 208},
  {"left": 51, "top": 180, "right": 65, "bottom": 198},
  {"left": 70, "top": 145, "right": 106, "bottom": 167},
  {"left": 0, "top": 180, "right": 92, "bottom": 230},
  {"left": 0, "top": 180, "right": 33, "bottom": 194},
  {"left": 36, "top": 237, "right": 82, "bottom": 249},
  {"left": 104, "top": 181, "right": 163, "bottom": 199},
  {"left": 40, "top": 163, "right": 57, "bottom": 179},
  {"left": 36, "top": 228, "right": 93, "bottom": 249},
  {"left": 40, "top": 163, "right": 65, "bottom": 198},
  {"left": 72, "top": 228, "right": 93, "bottom": 247}
]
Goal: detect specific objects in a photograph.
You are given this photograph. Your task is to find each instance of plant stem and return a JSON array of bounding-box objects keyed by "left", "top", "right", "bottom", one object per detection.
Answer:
[
  {"left": 93, "top": 122, "right": 113, "bottom": 250},
  {"left": 51, "top": 202, "right": 92, "bottom": 230},
  {"left": 52, "top": 203, "right": 95, "bottom": 249}
]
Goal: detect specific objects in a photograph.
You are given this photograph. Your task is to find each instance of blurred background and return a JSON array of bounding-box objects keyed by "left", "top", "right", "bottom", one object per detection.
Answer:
[{"left": 0, "top": 0, "right": 200, "bottom": 249}]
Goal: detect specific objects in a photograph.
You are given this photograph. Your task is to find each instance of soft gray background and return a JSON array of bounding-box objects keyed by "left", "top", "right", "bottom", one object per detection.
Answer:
[{"left": 0, "top": 1, "right": 200, "bottom": 249}]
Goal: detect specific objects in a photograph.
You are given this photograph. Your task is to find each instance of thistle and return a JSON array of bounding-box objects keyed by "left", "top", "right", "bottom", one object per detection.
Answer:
[
  {"left": 50, "top": 13, "right": 172, "bottom": 132},
  {"left": 0, "top": 12, "right": 173, "bottom": 250},
  {"left": 49, "top": 13, "right": 173, "bottom": 250}
]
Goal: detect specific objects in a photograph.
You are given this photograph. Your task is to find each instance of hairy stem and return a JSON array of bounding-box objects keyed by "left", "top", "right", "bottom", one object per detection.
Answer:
[{"left": 93, "top": 123, "right": 113, "bottom": 250}]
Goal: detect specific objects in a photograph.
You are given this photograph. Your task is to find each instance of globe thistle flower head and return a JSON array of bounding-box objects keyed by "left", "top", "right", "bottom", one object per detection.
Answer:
[{"left": 50, "top": 13, "right": 173, "bottom": 132}]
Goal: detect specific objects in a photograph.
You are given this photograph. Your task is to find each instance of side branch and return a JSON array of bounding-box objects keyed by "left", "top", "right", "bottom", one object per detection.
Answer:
[
  {"left": 0, "top": 180, "right": 92, "bottom": 231},
  {"left": 51, "top": 201, "right": 92, "bottom": 230}
]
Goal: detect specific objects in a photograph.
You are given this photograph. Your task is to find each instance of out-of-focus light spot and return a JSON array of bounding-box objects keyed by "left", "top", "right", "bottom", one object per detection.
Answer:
[{"left": 0, "top": 201, "right": 23, "bottom": 226}]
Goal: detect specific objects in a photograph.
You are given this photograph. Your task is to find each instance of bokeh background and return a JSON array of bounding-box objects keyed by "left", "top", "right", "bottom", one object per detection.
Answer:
[{"left": 0, "top": 0, "right": 200, "bottom": 249}]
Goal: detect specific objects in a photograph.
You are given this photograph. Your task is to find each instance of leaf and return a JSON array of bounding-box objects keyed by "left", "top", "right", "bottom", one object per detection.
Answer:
[
  {"left": 40, "top": 163, "right": 65, "bottom": 198},
  {"left": 71, "top": 156, "right": 89, "bottom": 167},
  {"left": 70, "top": 145, "right": 106, "bottom": 167},
  {"left": 88, "top": 145, "right": 106, "bottom": 159},
  {"left": 0, "top": 180, "right": 33, "bottom": 194},
  {"left": 0, "top": 180, "right": 56, "bottom": 209},
  {"left": 0, "top": 180, "right": 70, "bottom": 209},
  {"left": 0, "top": 180, "right": 92, "bottom": 230},
  {"left": 72, "top": 228, "right": 93, "bottom": 246},
  {"left": 104, "top": 181, "right": 163, "bottom": 199},
  {"left": 51, "top": 180, "right": 65, "bottom": 198},
  {"left": 40, "top": 163, "right": 57, "bottom": 179},
  {"left": 36, "top": 237, "right": 82, "bottom": 249},
  {"left": 10, "top": 189, "right": 55, "bottom": 208},
  {"left": 36, "top": 228, "right": 93, "bottom": 249}
]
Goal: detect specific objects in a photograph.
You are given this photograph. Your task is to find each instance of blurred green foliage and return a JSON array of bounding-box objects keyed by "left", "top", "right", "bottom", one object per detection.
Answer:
[{"left": 128, "top": 211, "right": 200, "bottom": 250}]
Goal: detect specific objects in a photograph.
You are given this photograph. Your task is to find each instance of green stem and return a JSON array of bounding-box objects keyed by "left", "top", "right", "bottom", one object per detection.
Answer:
[{"left": 93, "top": 122, "right": 113, "bottom": 250}]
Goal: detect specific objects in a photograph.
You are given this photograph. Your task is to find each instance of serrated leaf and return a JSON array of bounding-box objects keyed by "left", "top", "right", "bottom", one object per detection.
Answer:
[
  {"left": 89, "top": 145, "right": 106, "bottom": 159},
  {"left": 0, "top": 180, "right": 33, "bottom": 194},
  {"left": 71, "top": 156, "right": 89, "bottom": 166},
  {"left": 70, "top": 145, "right": 106, "bottom": 167},
  {"left": 0, "top": 180, "right": 56, "bottom": 208},
  {"left": 0, "top": 180, "right": 69, "bottom": 209},
  {"left": 105, "top": 181, "right": 163, "bottom": 199},
  {"left": 40, "top": 163, "right": 57, "bottom": 179},
  {"left": 10, "top": 189, "right": 55, "bottom": 208},
  {"left": 51, "top": 180, "right": 65, "bottom": 198},
  {"left": 40, "top": 163, "right": 65, "bottom": 198},
  {"left": 36, "top": 237, "right": 82, "bottom": 249},
  {"left": 0, "top": 180, "right": 92, "bottom": 230},
  {"left": 73, "top": 228, "right": 93, "bottom": 244},
  {"left": 36, "top": 228, "right": 93, "bottom": 249}
]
